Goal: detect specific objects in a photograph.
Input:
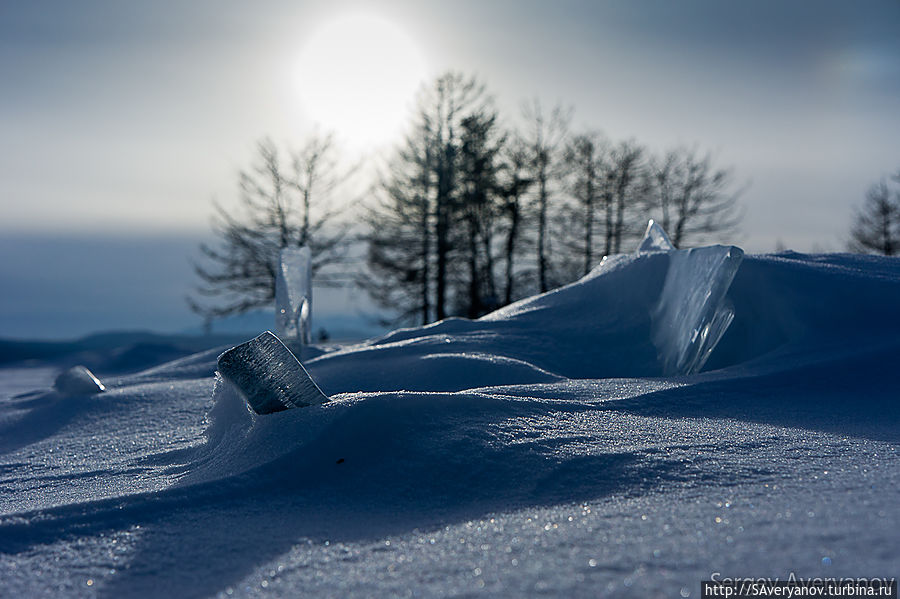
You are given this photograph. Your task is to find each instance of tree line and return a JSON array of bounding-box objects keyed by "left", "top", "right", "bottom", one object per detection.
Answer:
[
  {"left": 190, "top": 71, "right": 744, "bottom": 327},
  {"left": 362, "top": 72, "right": 742, "bottom": 325}
]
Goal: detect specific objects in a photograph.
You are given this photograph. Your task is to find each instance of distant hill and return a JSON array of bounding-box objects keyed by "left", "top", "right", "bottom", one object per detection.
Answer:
[
  {"left": 0, "top": 331, "right": 250, "bottom": 373},
  {"left": 0, "top": 311, "right": 389, "bottom": 374}
]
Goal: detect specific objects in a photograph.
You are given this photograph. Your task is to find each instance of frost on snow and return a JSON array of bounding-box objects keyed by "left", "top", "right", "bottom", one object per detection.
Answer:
[{"left": 275, "top": 246, "right": 312, "bottom": 344}]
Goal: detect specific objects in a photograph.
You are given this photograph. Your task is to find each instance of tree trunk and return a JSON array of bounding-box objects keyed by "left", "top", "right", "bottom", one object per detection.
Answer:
[
  {"left": 420, "top": 190, "right": 431, "bottom": 325},
  {"left": 583, "top": 172, "right": 594, "bottom": 276},
  {"left": 467, "top": 211, "right": 480, "bottom": 318},
  {"left": 537, "top": 172, "right": 549, "bottom": 292},
  {"left": 435, "top": 145, "right": 453, "bottom": 320},
  {"left": 603, "top": 176, "right": 614, "bottom": 257},
  {"left": 504, "top": 199, "right": 520, "bottom": 305}
]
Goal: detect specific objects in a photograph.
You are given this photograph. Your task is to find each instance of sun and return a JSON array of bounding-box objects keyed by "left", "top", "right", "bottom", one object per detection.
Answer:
[{"left": 293, "top": 13, "right": 429, "bottom": 151}]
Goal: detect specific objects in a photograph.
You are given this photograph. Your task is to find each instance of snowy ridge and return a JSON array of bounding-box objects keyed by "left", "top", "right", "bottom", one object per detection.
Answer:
[{"left": 146, "top": 247, "right": 900, "bottom": 495}]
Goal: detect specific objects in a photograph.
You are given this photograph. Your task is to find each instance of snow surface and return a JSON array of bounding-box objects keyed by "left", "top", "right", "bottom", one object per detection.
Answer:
[{"left": 1, "top": 250, "right": 899, "bottom": 598}]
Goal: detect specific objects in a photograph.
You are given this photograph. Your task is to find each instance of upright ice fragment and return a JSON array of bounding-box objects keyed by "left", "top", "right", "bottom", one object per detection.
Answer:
[
  {"left": 275, "top": 246, "right": 312, "bottom": 344},
  {"left": 217, "top": 331, "right": 329, "bottom": 414},
  {"left": 54, "top": 365, "right": 105, "bottom": 395},
  {"left": 637, "top": 219, "right": 675, "bottom": 253},
  {"left": 651, "top": 245, "right": 743, "bottom": 375}
]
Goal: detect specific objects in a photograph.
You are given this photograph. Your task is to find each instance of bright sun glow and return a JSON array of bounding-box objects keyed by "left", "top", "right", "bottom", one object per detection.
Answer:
[{"left": 294, "top": 13, "right": 428, "bottom": 151}]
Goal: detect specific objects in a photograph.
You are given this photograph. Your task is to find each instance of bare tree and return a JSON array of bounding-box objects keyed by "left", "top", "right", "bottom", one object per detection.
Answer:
[
  {"left": 563, "top": 132, "right": 606, "bottom": 277},
  {"left": 363, "top": 71, "right": 494, "bottom": 324},
  {"left": 520, "top": 100, "right": 571, "bottom": 292},
  {"left": 429, "top": 73, "right": 492, "bottom": 319},
  {"left": 363, "top": 119, "right": 435, "bottom": 325},
  {"left": 189, "top": 135, "right": 351, "bottom": 320},
  {"left": 606, "top": 140, "right": 644, "bottom": 254},
  {"left": 458, "top": 111, "right": 505, "bottom": 317},
  {"left": 646, "top": 147, "right": 742, "bottom": 248},
  {"left": 496, "top": 143, "right": 533, "bottom": 305},
  {"left": 849, "top": 174, "right": 900, "bottom": 256}
]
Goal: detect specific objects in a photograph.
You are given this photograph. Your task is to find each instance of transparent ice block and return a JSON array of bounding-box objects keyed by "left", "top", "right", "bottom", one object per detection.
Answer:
[
  {"left": 652, "top": 244, "right": 743, "bottom": 375},
  {"left": 216, "top": 331, "right": 329, "bottom": 414},
  {"left": 275, "top": 246, "right": 312, "bottom": 344}
]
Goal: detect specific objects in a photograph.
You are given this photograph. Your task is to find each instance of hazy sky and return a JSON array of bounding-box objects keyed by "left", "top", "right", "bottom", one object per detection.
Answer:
[{"left": 1, "top": 0, "right": 899, "bottom": 337}]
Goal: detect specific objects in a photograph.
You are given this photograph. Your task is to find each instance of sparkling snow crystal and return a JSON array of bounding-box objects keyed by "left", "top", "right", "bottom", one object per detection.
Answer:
[{"left": 275, "top": 246, "right": 312, "bottom": 344}]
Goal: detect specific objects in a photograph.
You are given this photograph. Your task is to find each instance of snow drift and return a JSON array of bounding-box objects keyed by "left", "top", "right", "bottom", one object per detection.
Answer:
[{"left": 1, "top": 239, "right": 899, "bottom": 597}]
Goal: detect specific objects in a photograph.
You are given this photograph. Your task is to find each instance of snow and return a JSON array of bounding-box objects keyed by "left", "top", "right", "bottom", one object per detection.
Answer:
[{"left": 1, "top": 245, "right": 899, "bottom": 597}]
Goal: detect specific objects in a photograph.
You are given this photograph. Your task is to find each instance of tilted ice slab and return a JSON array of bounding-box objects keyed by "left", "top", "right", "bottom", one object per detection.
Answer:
[
  {"left": 217, "top": 331, "right": 329, "bottom": 414},
  {"left": 275, "top": 247, "right": 312, "bottom": 344},
  {"left": 646, "top": 237, "right": 743, "bottom": 375}
]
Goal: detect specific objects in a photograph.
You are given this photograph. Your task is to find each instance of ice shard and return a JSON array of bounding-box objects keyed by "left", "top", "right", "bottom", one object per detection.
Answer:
[
  {"left": 275, "top": 246, "right": 312, "bottom": 344},
  {"left": 54, "top": 365, "right": 105, "bottom": 395},
  {"left": 216, "top": 331, "right": 330, "bottom": 415},
  {"left": 637, "top": 219, "right": 675, "bottom": 253},
  {"left": 651, "top": 244, "right": 743, "bottom": 375},
  {"left": 633, "top": 220, "right": 742, "bottom": 375}
]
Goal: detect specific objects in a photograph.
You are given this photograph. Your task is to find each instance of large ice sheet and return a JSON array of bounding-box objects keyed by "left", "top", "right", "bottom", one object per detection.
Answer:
[
  {"left": 652, "top": 245, "right": 743, "bottom": 375},
  {"left": 275, "top": 247, "right": 312, "bottom": 344},
  {"left": 216, "top": 331, "right": 329, "bottom": 414}
]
